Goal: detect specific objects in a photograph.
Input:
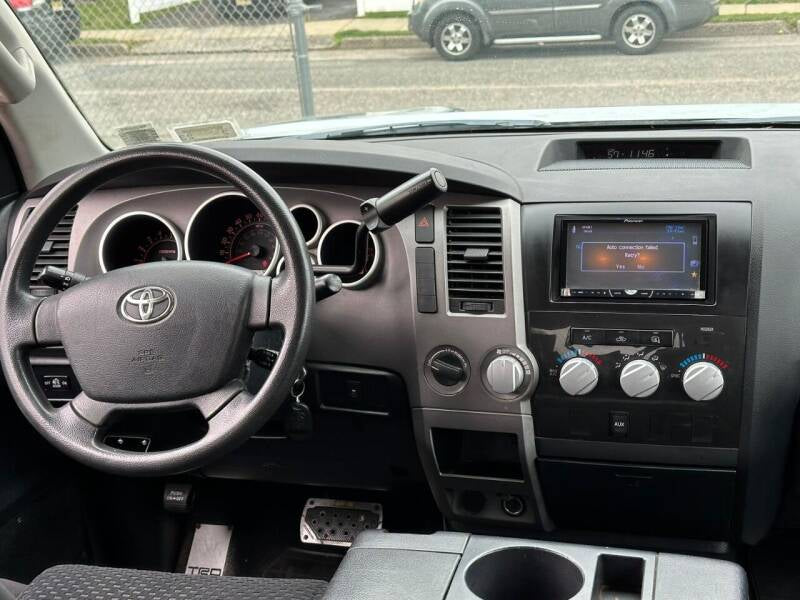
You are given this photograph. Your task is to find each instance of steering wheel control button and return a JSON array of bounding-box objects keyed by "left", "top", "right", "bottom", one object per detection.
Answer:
[
  {"left": 559, "top": 357, "right": 599, "bottom": 396},
  {"left": 119, "top": 286, "right": 175, "bottom": 323},
  {"left": 425, "top": 346, "right": 470, "bottom": 395},
  {"left": 486, "top": 355, "right": 525, "bottom": 395},
  {"left": 619, "top": 359, "right": 660, "bottom": 398},
  {"left": 682, "top": 361, "right": 725, "bottom": 401}
]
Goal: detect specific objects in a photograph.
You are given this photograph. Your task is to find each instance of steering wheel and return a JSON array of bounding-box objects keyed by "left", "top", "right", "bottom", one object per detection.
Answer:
[{"left": 0, "top": 144, "right": 315, "bottom": 476}]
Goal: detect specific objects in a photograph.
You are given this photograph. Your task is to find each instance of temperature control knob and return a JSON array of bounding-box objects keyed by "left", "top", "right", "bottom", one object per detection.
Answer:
[
  {"left": 619, "top": 359, "right": 660, "bottom": 398},
  {"left": 682, "top": 361, "right": 724, "bottom": 401},
  {"left": 559, "top": 357, "right": 599, "bottom": 396},
  {"left": 486, "top": 355, "right": 525, "bottom": 395}
]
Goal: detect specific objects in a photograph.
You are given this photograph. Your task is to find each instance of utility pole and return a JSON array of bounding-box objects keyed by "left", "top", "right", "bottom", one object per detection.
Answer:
[{"left": 288, "top": 0, "right": 319, "bottom": 118}]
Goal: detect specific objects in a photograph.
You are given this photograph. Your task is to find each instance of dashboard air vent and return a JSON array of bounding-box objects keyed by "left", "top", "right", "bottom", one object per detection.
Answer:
[
  {"left": 29, "top": 206, "right": 77, "bottom": 296},
  {"left": 446, "top": 206, "right": 505, "bottom": 314}
]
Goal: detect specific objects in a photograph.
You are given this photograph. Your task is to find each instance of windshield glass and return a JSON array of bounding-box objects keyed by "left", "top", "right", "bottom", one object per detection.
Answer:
[{"left": 7, "top": 0, "right": 799, "bottom": 146}]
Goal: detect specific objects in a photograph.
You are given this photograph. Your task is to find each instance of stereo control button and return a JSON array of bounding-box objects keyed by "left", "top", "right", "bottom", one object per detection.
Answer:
[
  {"left": 619, "top": 359, "right": 660, "bottom": 398},
  {"left": 559, "top": 357, "right": 599, "bottom": 396},
  {"left": 682, "top": 361, "right": 724, "bottom": 401}
]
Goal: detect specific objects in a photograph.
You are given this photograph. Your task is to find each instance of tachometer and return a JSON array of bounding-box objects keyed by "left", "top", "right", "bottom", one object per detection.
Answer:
[
  {"left": 186, "top": 192, "right": 280, "bottom": 273},
  {"left": 99, "top": 212, "right": 182, "bottom": 272},
  {"left": 136, "top": 227, "right": 180, "bottom": 264}
]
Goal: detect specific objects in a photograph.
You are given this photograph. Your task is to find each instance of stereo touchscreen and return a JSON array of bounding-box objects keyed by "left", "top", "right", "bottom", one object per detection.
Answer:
[{"left": 560, "top": 219, "right": 707, "bottom": 300}]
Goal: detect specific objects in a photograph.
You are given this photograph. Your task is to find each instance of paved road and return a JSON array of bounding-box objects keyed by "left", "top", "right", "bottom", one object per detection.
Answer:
[{"left": 54, "top": 34, "right": 800, "bottom": 144}]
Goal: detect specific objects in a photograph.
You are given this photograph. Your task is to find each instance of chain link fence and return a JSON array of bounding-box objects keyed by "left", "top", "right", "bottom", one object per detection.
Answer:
[{"left": 10, "top": 0, "right": 308, "bottom": 146}]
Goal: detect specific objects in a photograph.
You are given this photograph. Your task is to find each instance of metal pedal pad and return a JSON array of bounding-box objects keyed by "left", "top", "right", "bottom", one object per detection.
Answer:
[
  {"left": 185, "top": 523, "right": 233, "bottom": 576},
  {"left": 300, "top": 498, "right": 382, "bottom": 547}
]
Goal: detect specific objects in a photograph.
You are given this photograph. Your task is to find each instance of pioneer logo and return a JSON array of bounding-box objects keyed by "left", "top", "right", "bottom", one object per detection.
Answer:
[
  {"left": 186, "top": 566, "right": 222, "bottom": 576},
  {"left": 623, "top": 218, "right": 644, "bottom": 223}
]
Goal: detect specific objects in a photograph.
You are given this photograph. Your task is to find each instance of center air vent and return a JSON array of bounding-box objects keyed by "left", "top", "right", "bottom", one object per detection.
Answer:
[
  {"left": 29, "top": 206, "right": 77, "bottom": 296},
  {"left": 446, "top": 206, "right": 505, "bottom": 315}
]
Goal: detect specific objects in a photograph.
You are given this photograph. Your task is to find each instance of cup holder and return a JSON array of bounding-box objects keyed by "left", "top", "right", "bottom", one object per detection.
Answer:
[{"left": 465, "top": 547, "right": 584, "bottom": 600}]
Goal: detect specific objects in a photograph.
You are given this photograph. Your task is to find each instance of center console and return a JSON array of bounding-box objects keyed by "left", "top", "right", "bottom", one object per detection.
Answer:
[
  {"left": 321, "top": 531, "right": 748, "bottom": 600},
  {"left": 525, "top": 201, "right": 750, "bottom": 541},
  {"left": 404, "top": 197, "right": 751, "bottom": 544}
]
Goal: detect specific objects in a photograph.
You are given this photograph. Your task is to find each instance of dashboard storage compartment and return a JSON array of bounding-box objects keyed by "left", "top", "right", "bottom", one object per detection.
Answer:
[
  {"left": 537, "top": 459, "right": 736, "bottom": 540},
  {"left": 464, "top": 547, "right": 583, "bottom": 600},
  {"left": 432, "top": 429, "right": 523, "bottom": 481}
]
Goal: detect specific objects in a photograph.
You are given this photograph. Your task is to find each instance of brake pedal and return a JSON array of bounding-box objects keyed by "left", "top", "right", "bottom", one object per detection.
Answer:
[
  {"left": 185, "top": 523, "right": 233, "bottom": 576},
  {"left": 300, "top": 499, "right": 382, "bottom": 547}
]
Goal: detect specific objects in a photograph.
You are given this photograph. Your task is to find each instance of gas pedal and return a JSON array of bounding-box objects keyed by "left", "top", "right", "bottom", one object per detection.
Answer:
[
  {"left": 185, "top": 523, "right": 233, "bottom": 576},
  {"left": 300, "top": 498, "right": 383, "bottom": 547}
]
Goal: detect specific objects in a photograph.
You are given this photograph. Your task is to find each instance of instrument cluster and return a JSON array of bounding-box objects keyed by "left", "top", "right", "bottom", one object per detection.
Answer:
[{"left": 98, "top": 192, "right": 381, "bottom": 288}]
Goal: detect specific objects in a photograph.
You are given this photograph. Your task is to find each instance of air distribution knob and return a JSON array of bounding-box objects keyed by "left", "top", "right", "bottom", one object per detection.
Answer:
[
  {"left": 619, "top": 359, "right": 660, "bottom": 398},
  {"left": 559, "top": 357, "right": 599, "bottom": 396},
  {"left": 486, "top": 355, "right": 525, "bottom": 395},
  {"left": 682, "top": 361, "right": 725, "bottom": 401}
]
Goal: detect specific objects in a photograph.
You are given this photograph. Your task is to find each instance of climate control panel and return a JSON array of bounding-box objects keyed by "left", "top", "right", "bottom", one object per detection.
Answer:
[
  {"left": 558, "top": 353, "right": 726, "bottom": 402},
  {"left": 529, "top": 312, "right": 746, "bottom": 449}
]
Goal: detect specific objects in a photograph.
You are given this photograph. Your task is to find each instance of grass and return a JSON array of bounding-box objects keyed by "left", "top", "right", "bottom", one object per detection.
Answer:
[
  {"left": 712, "top": 11, "right": 800, "bottom": 26},
  {"left": 333, "top": 28, "right": 412, "bottom": 45},
  {"left": 77, "top": 0, "right": 189, "bottom": 30},
  {"left": 720, "top": 0, "right": 790, "bottom": 4},
  {"left": 361, "top": 10, "right": 408, "bottom": 18}
]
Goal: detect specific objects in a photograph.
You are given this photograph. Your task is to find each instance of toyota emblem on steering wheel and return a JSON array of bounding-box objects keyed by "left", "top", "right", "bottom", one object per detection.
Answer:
[{"left": 120, "top": 286, "right": 174, "bottom": 323}]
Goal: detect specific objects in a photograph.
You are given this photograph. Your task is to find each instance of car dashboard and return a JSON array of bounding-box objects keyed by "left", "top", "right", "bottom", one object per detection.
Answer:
[{"left": 10, "top": 127, "right": 800, "bottom": 551}]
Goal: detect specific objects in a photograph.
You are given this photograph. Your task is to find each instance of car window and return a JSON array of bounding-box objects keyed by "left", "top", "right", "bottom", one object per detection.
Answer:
[{"left": 6, "top": 0, "right": 799, "bottom": 146}]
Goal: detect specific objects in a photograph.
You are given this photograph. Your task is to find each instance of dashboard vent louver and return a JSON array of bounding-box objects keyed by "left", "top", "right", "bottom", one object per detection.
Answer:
[
  {"left": 29, "top": 206, "right": 77, "bottom": 296},
  {"left": 446, "top": 206, "right": 505, "bottom": 314}
]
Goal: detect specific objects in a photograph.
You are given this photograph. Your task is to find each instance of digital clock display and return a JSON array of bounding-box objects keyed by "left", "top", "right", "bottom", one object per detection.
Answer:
[{"left": 578, "top": 140, "right": 720, "bottom": 160}]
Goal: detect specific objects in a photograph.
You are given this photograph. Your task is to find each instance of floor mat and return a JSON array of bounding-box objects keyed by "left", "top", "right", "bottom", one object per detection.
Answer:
[
  {"left": 0, "top": 479, "right": 90, "bottom": 584},
  {"left": 176, "top": 481, "right": 346, "bottom": 581},
  {"left": 748, "top": 530, "right": 800, "bottom": 600}
]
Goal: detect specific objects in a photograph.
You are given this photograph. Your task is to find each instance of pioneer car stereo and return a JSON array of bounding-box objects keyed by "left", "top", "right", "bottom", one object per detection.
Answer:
[{"left": 556, "top": 216, "right": 713, "bottom": 300}]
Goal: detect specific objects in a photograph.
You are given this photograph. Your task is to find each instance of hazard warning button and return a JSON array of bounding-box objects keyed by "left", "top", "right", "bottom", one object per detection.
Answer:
[{"left": 415, "top": 206, "right": 435, "bottom": 244}]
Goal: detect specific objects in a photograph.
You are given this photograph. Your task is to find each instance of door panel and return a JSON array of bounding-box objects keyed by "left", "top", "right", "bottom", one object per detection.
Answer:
[
  {"left": 486, "top": 0, "right": 554, "bottom": 38},
  {"left": 553, "top": 0, "right": 609, "bottom": 34}
]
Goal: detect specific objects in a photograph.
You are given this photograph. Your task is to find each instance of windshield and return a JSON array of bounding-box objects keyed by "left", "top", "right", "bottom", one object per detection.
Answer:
[{"left": 7, "top": 0, "right": 800, "bottom": 146}]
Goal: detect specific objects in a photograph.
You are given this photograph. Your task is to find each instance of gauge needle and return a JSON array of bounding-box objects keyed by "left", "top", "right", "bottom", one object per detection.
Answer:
[{"left": 226, "top": 252, "right": 252, "bottom": 265}]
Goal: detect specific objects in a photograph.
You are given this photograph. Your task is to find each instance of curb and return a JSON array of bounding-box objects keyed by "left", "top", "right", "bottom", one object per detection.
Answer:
[
  {"left": 65, "top": 42, "right": 132, "bottom": 58},
  {"left": 672, "top": 19, "right": 795, "bottom": 38},
  {"left": 336, "top": 34, "right": 419, "bottom": 49}
]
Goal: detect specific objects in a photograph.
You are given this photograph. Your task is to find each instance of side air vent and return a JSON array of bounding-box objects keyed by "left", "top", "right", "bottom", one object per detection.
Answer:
[
  {"left": 446, "top": 206, "right": 505, "bottom": 315},
  {"left": 29, "top": 206, "right": 77, "bottom": 296}
]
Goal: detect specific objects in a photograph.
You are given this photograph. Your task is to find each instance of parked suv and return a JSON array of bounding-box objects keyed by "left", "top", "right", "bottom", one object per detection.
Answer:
[
  {"left": 10, "top": 0, "right": 81, "bottom": 57},
  {"left": 409, "top": 0, "right": 719, "bottom": 60}
]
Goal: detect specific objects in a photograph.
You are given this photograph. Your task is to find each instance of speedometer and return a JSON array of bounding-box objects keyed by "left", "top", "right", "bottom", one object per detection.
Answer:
[
  {"left": 186, "top": 192, "right": 280, "bottom": 273},
  {"left": 220, "top": 215, "right": 278, "bottom": 271}
]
